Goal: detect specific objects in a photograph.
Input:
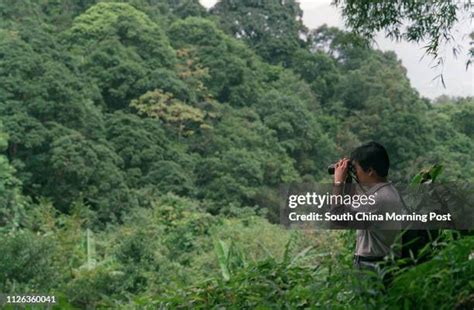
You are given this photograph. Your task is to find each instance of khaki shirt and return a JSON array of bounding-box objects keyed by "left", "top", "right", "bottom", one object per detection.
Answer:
[{"left": 333, "top": 182, "right": 403, "bottom": 257}]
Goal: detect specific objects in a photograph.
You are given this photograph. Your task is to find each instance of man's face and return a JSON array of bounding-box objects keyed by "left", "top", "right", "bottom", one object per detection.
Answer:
[{"left": 352, "top": 161, "right": 372, "bottom": 183}]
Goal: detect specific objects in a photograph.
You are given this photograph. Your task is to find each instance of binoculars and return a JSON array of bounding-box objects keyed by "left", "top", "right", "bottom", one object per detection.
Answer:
[{"left": 328, "top": 162, "right": 357, "bottom": 182}]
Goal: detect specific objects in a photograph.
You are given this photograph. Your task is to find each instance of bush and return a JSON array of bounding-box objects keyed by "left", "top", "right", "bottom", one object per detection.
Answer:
[{"left": 0, "top": 230, "right": 61, "bottom": 292}]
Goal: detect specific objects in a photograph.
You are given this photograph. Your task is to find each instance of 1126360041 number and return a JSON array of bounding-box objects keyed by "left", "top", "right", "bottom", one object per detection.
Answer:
[{"left": 2, "top": 295, "right": 56, "bottom": 305}]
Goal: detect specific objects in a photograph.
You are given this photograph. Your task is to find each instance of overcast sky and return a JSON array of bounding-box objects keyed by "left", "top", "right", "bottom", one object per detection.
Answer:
[{"left": 200, "top": 0, "right": 473, "bottom": 99}]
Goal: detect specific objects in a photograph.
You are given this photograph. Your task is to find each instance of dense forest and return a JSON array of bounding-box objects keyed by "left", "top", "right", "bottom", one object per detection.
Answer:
[{"left": 0, "top": 0, "right": 473, "bottom": 308}]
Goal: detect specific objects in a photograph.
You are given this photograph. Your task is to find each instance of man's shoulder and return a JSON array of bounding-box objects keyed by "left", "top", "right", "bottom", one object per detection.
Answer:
[
  {"left": 375, "top": 183, "right": 398, "bottom": 195},
  {"left": 372, "top": 183, "right": 403, "bottom": 207}
]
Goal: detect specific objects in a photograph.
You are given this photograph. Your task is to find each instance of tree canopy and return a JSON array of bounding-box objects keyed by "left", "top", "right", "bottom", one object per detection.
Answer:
[
  {"left": 0, "top": 0, "right": 472, "bottom": 308},
  {"left": 333, "top": 0, "right": 474, "bottom": 74}
]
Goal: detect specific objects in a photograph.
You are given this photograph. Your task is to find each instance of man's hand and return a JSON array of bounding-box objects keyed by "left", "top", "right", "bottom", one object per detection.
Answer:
[{"left": 334, "top": 158, "right": 350, "bottom": 184}]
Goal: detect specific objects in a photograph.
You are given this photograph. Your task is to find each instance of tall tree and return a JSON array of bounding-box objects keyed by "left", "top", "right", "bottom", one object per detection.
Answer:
[
  {"left": 0, "top": 121, "right": 28, "bottom": 230},
  {"left": 63, "top": 2, "right": 177, "bottom": 111},
  {"left": 211, "top": 0, "right": 307, "bottom": 66},
  {"left": 333, "top": 0, "right": 473, "bottom": 78}
]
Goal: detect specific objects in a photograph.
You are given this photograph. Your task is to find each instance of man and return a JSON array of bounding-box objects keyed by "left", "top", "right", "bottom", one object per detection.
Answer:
[{"left": 332, "top": 141, "right": 403, "bottom": 277}]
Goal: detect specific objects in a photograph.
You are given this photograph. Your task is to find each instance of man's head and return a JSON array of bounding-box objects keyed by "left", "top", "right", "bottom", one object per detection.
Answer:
[{"left": 350, "top": 141, "right": 389, "bottom": 183}]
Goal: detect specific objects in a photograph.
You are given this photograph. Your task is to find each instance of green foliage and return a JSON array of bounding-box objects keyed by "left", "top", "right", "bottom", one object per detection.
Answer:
[
  {"left": 334, "top": 0, "right": 473, "bottom": 70},
  {"left": 387, "top": 236, "right": 474, "bottom": 309},
  {"left": 256, "top": 71, "right": 337, "bottom": 178},
  {"left": 65, "top": 2, "right": 171, "bottom": 60},
  {"left": 214, "top": 240, "right": 231, "bottom": 281},
  {"left": 63, "top": 2, "right": 177, "bottom": 110},
  {"left": 418, "top": 97, "right": 474, "bottom": 181},
  {"left": 131, "top": 89, "right": 207, "bottom": 137},
  {"left": 411, "top": 164, "right": 444, "bottom": 185},
  {"left": 0, "top": 122, "right": 28, "bottom": 231},
  {"left": 105, "top": 112, "right": 167, "bottom": 186},
  {"left": 0, "top": 1, "right": 472, "bottom": 308},
  {"left": 171, "top": 0, "right": 208, "bottom": 19},
  {"left": 144, "top": 160, "right": 196, "bottom": 196},
  {"left": 194, "top": 107, "right": 299, "bottom": 213},
  {"left": 0, "top": 28, "right": 104, "bottom": 136},
  {"left": 290, "top": 48, "right": 340, "bottom": 103},
  {"left": 165, "top": 258, "right": 322, "bottom": 308},
  {"left": 308, "top": 24, "right": 372, "bottom": 69},
  {"left": 0, "top": 230, "right": 61, "bottom": 292},
  {"left": 212, "top": 0, "right": 307, "bottom": 65},
  {"left": 150, "top": 235, "right": 474, "bottom": 309},
  {"left": 47, "top": 133, "right": 134, "bottom": 218},
  {"left": 168, "top": 17, "right": 272, "bottom": 106}
]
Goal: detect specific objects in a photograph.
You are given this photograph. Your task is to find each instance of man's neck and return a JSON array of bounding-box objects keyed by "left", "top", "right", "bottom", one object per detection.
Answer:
[
  {"left": 367, "top": 176, "right": 387, "bottom": 184},
  {"left": 359, "top": 177, "right": 388, "bottom": 192}
]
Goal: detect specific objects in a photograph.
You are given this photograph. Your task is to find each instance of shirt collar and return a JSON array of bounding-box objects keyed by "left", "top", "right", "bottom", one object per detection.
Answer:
[{"left": 357, "top": 181, "right": 391, "bottom": 195}]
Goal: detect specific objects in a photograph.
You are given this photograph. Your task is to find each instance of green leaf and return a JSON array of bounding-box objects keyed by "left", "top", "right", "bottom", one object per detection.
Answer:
[
  {"left": 86, "top": 228, "right": 96, "bottom": 270},
  {"left": 290, "top": 246, "right": 314, "bottom": 266},
  {"left": 214, "top": 239, "right": 231, "bottom": 281}
]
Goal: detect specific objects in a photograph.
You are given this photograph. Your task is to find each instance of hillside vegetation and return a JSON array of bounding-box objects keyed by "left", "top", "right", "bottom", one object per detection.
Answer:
[{"left": 0, "top": 1, "right": 473, "bottom": 309}]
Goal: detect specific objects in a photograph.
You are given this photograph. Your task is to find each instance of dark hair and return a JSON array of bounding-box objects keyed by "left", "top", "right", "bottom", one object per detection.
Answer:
[{"left": 350, "top": 141, "right": 389, "bottom": 177}]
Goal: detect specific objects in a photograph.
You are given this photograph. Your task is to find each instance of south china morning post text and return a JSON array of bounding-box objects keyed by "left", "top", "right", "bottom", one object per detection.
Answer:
[
  {"left": 279, "top": 183, "right": 474, "bottom": 230},
  {"left": 288, "top": 201, "right": 452, "bottom": 223}
]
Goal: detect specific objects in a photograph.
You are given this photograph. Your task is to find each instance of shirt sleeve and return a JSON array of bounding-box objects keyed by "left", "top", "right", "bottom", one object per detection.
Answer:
[{"left": 329, "top": 183, "right": 385, "bottom": 229}]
